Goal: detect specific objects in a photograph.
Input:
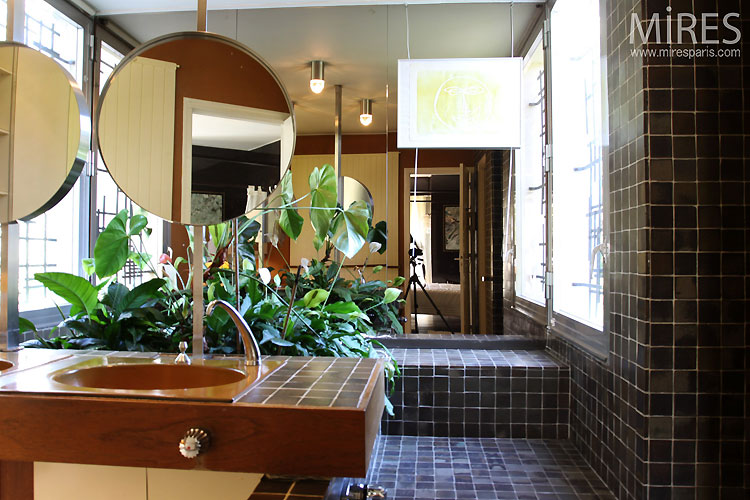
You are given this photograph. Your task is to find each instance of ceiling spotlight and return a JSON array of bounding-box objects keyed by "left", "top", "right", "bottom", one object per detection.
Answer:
[
  {"left": 309, "top": 60, "right": 325, "bottom": 94},
  {"left": 359, "top": 98, "right": 373, "bottom": 126}
]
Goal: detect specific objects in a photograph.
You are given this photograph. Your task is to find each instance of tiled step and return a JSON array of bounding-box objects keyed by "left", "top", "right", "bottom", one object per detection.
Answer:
[{"left": 382, "top": 349, "right": 570, "bottom": 439}]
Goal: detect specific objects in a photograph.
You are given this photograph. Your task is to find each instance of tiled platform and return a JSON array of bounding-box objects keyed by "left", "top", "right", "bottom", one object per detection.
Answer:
[
  {"left": 366, "top": 435, "right": 615, "bottom": 500},
  {"left": 382, "top": 349, "right": 570, "bottom": 438},
  {"left": 376, "top": 334, "right": 546, "bottom": 350},
  {"left": 390, "top": 348, "right": 565, "bottom": 368}
]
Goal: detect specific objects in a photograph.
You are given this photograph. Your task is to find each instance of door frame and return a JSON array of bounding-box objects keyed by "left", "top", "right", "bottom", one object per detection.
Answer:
[{"left": 401, "top": 166, "right": 461, "bottom": 333}]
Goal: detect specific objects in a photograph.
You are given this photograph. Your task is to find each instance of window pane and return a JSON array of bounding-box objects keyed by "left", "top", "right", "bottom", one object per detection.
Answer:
[
  {"left": 18, "top": 0, "right": 85, "bottom": 312},
  {"left": 550, "top": 0, "right": 605, "bottom": 329},
  {"left": 24, "top": 0, "right": 83, "bottom": 82},
  {"left": 514, "top": 36, "right": 546, "bottom": 305}
]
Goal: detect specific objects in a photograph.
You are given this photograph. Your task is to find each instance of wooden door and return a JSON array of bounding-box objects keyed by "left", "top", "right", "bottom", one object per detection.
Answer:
[
  {"left": 476, "top": 156, "right": 492, "bottom": 334},
  {"left": 459, "top": 164, "right": 477, "bottom": 333}
]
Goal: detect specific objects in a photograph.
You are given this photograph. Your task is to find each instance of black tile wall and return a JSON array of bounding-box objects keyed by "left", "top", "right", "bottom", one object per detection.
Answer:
[
  {"left": 381, "top": 349, "right": 569, "bottom": 439},
  {"left": 509, "top": 1, "right": 749, "bottom": 500}
]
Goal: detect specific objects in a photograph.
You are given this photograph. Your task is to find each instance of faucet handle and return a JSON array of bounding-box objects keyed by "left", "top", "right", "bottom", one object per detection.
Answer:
[{"left": 175, "top": 341, "right": 191, "bottom": 365}]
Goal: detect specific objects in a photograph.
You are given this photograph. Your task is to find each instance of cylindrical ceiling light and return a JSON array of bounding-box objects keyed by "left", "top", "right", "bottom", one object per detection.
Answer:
[
  {"left": 359, "top": 98, "right": 373, "bottom": 126},
  {"left": 309, "top": 60, "right": 325, "bottom": 94}
]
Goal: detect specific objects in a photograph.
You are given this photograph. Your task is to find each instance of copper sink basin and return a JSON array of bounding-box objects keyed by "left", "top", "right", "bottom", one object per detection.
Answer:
[
  {"left": 52, "top": 364, "right": 247, "bottom": 391},
  {"left": 0, "top": 355, "right": 286, "bottom": 402},
  {"left": 0, "top": 360, "right": 13, "bottom": 371}
]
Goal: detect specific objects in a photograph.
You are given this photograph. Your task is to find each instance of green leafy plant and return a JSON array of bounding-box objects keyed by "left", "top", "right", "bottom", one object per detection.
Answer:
[
  {"left": 23, "top": 209, "right": 190, "bottom": 351},
  {"left": 25, "top": 164, "right": 404, "bottom": 414}
]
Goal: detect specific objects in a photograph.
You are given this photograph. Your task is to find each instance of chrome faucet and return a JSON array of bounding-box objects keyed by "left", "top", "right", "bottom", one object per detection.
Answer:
[{"left": 205, "top": 299, "right": 261, "bottom": 366}]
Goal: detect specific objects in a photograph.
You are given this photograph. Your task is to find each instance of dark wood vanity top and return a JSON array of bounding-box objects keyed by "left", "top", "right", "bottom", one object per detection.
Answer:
[{"left": 0, "top": 350, "right": 385, "bottom": 479}]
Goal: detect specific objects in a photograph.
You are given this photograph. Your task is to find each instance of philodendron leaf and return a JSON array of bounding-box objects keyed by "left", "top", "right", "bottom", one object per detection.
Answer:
[
  {"left": 309, "top": 164, "right": 337, "bottom": 249},
  {"left": 34, "top": 272, "right": 98, "bottom": 317},
  {"left": 279, "top": 207, "right": 304, "bottom": 240},
  {"left": 119, "top": 278, "right": 166, "bottom": 312},
  {"left": 366, "top": 220, "right": 388, "bottom": 254},
  {"left": 105, "top": 283, "right": 130, "bottom": 312},
  {"left": 279, "top": 169, "right": 295, "bottom": 204},
  {"left": 383, "top": 287, "right": 402, "bottom": 304},
  {"left": 302, "top": 288, "right": 329, "bottom": 309},
  {"left": 332, "top": 200, "right": 371, "bottom": 259},
  {"left": 128, "top": 214, "right": 148, "bottom": 236},
  {"left": 93, "top": 210, "right": 129, "bottom": 278}
]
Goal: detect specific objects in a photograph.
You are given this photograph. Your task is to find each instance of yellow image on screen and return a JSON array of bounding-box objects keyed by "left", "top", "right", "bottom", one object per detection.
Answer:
[{"left": 416, "top": 70, "right": 501, "bottom": 134}]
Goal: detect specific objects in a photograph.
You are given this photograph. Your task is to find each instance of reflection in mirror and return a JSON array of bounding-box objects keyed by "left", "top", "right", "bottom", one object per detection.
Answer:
[
  {"left": 97, "top": 32, "right": 295, "bottom": 226},
  {"left": 0, "top": 43, "right": 89, "bottom": 223},
  {"left": 342, "top": 176, "right": 373, "bottom": 213}
]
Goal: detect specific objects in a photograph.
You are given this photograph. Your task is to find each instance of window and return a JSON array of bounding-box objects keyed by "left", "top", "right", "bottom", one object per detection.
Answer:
[
  {"left": 548, "top": 0, "right": 608, "bottom": 355},
  {"left": 512, "top": 0, "right": 609, "bottom": 357},
  {"left": 514, "top": 33, "right": 546, "bottom": 307},
  {"left": 17, "top": 0, "right": 86, "bottom": 312}
]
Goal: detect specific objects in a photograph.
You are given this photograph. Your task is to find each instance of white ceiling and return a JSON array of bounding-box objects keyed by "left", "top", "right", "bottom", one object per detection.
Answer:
[
  {"left": 192, "top": 113, "right": 281, "bottom": 150},
  {"left": 93, "top": 2, "right": 543, "bottom": 134}
]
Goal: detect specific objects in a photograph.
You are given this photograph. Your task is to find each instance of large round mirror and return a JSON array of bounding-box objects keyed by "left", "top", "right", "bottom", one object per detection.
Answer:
[
  {"left": 0, "top": 42, "right": 89, "bottom": 223},
  {"left": 96, "top": 32, "right": 296, "bottom": 226}
]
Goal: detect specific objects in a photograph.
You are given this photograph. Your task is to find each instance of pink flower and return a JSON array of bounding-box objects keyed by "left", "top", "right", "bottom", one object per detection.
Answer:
[{"left": 158, "top": 253, "right": 171, "bottom": 265}]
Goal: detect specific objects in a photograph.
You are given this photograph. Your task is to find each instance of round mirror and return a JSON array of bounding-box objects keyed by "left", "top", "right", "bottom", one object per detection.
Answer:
[
  {"left": 342, "top": 176, "right": 373, "bottom": 212},
  {"left": 0, "top": 42, "right": 89, "bottom": 223},
  {"left": 96, "top": 32, "right": 296, "bottom": 226}
]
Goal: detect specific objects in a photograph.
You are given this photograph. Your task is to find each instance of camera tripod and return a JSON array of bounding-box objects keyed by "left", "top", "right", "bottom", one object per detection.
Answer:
[{"left": 402, "top": 240, "right": 456, "bottom": 335}]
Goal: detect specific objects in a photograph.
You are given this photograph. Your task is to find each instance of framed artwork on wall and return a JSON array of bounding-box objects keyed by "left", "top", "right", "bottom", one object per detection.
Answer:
[{"left": 444, "top": 206, "right": 460, "bottom": 251}]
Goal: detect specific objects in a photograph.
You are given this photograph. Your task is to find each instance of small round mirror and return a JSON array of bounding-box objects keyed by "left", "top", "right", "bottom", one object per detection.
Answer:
[
  {"left": 0, "top": 42, "right": 89, "bottom": 223},
  {"left": 96, "top": 32, "right": 295, "bottom": 226}
]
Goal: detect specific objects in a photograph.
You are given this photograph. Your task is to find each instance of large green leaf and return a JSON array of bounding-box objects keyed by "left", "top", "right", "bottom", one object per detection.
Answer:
[
  {"left": 119, "top": 278, "right": 166, "bottom": 312},
  {"left": 279, "top": 169, "right": 295, "bottom": 204},
  {"left": 302, "top": 288, "right": 329, "bottom": 309},
  {"left": 383, "top": 287, "right": 401, "bottom": 304},
  {"left": 128, "top": 214, "right": 148, "bottom": 236},
  {"left": 332, "top": 201, "right": 371, "bottom": 259},
  {"left": 93, "top": 210, "right": 129, "bottom": 278},
  {"left": 94, "top": 210, "right": 152, "bottom": 278},
  {"left": 279, "top": 207, "right": 304, "bottom": 240},
  {"left": 308, "top": 165, "right": 337, "bottom": 249},
  {"left": 34, "top": 272, "right": 98, "bottom": 317},
  {"left": 104, "top": 282, "right": 130, "bottom": 311}
]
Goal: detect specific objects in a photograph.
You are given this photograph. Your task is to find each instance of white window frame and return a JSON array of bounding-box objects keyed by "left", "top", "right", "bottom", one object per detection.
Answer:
[
  {"left": 545, "top": 0, "right": 610, "bottom": 359},
  {"left": 511, "top": 0, "right": 611, "bottom": 360}
]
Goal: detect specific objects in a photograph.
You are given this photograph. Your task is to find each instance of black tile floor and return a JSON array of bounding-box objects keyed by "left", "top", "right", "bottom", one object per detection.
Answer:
[{"left": 366, "top": 436, "right": 615, "bottom": 500}]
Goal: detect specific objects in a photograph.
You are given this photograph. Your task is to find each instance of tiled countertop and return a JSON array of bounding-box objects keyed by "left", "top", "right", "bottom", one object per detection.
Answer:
[
  {"left": 238, "top": 356, "right": 378, "bottom": 408},
  {"left": 0, "top": 349, "right": 380, "bottom": 409}
]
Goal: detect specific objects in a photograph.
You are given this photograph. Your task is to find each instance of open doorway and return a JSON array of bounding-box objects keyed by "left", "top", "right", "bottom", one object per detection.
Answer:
[{"left": 407, "top": 173, "right": 462, "bottom": 333}]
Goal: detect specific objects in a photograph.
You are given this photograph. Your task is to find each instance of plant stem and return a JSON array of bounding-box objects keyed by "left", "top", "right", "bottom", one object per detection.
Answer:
[{"left": 278, "top": 266, "right": 302, "bottom": 355}]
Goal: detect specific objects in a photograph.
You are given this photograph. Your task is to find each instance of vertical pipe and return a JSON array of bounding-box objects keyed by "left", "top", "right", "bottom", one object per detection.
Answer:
[
  {"left": 196, "top": 0, "right": 207, "bottom": 32},
  {"left": 334, "top": 84, "right": 343, "bottom": 202},
  {"left": 333, "top": 85, "right": 343, "bottom": 262},
  {"left": 1, "top": 0, "right": 23, "bottom": 351},
  {"left": 232, "top": 218, "right": 242, "bottom": 354},
  {"left": 192, "top": 228, "right": 204, "bottom": 357},
  {"left": 0, "top": 223, "right": 20, "bottom": 351},
  {"left": 192, "top": 0, "right": 208, "bottom": 357}
]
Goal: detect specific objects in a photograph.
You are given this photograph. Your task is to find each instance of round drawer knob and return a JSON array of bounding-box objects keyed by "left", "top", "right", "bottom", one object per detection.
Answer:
[{"left": 179, "top": 428, "right": 210, "bottom": 459}]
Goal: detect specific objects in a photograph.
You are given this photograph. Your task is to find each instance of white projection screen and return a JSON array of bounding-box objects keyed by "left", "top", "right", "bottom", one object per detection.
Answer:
[{"left": 397, "top": 58, "right": 522, "bottom": 149}]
